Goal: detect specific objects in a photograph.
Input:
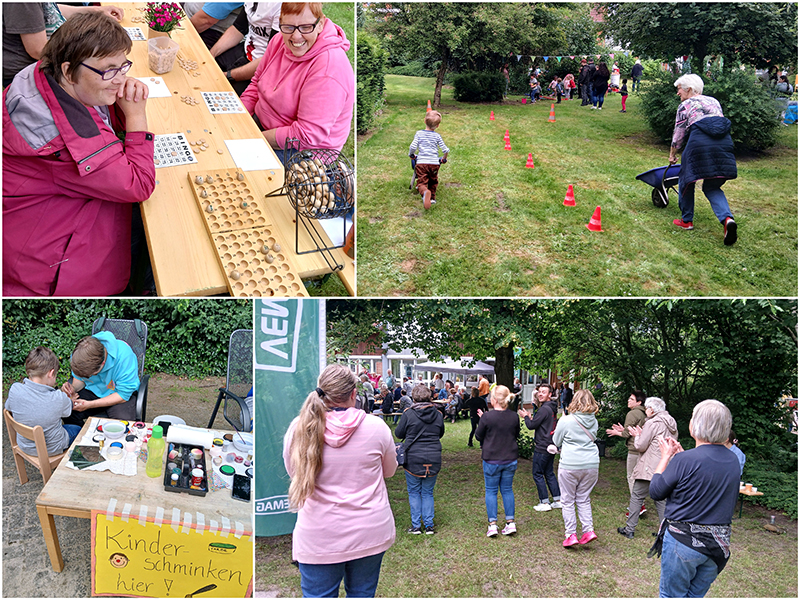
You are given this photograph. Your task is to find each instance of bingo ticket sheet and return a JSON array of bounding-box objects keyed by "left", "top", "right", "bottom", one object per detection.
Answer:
[
  {"left": 201, "top": 91, "right": 247, "bottom": 114},
  {"left": 153, "top": 133, "right": 199, "bottom": 168}
]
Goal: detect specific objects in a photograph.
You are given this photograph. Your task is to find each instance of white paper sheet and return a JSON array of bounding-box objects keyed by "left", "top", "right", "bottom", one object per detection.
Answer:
[
  {"left": 224, "top": 138, "right": 282, "bottom": 171},
  {"left": 134, "top": 76, "right": 172, "bottom": 98}
]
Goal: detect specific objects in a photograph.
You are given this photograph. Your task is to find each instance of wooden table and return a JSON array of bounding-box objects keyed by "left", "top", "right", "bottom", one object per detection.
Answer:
[
  {"left": 735, "top": 487, "right": 764, "bottom": 519},
  {"left": 36, "top": 420, "right": 252, "bottom": 572},
  {"left": 115, "top": 4, "right": 354, "bottom": 296}
]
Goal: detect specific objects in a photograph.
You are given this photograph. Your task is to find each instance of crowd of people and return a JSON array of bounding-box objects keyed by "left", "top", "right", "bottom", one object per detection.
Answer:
[{"left": 282, "top": 364, "right": 746, "bottom": 598}]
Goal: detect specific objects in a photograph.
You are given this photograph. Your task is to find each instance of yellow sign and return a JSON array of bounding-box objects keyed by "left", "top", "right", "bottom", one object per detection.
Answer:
[{"left": 91, "top": 511, "right": 253, "bottom": 597}]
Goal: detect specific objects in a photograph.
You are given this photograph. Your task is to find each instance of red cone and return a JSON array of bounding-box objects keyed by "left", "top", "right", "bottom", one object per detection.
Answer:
[
  {"left": 426, "top": 100, "right": 432, "bottom": 112},
  {"left": 504, "top": 129, "right": 510, "bottom": 142},
  {"left": 548, "top": 103, "right": 556, "bottom": 122},
  {"left": 525, "top": 153, "right": 535, "bottom": 168},
  {"left": 490, "top": 110, "right": 495, "bottom": 121},
  {"left": 586, "top": 206, "right": 603, "bottom": 231},
  {"left": 563, "top": 184, "right": 575, "bottom": 206},
  {"left": 504, "top": 139, "right": 512, "bottom": 150}
]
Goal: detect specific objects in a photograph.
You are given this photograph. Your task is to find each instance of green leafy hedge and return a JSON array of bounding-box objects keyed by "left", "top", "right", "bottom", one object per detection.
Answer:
[
  {"left": 3, "top": 299, "right": 252, "bottom": 381},
  {"left": 452, "top": 71, "right": 505, "bottom": 103},
  {"left": 743, "top": 458, "right": 798, "bottom": 519},
  {"left": 640, "top": 68, "right": 780, "bottom": 151},
  {"left": 356, "top": 31, "right": 387, "bottom": 135}
]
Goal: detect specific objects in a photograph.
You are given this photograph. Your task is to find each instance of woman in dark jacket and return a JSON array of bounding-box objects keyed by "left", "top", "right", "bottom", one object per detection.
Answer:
[
  {"left": 466, "top": 386, "right": 487, "bottom": 447},
  {"left": 669, "top": 73, "right": 738, "bottom": 246},
  {"left": 395, "top": 384, "right": 445, "bottom": 535},
  {"left": 518, "top": 383, "right": 562, "bottom": 511},
  {"left": 592, "top": 62, "right": 610, "bottom": 109}
]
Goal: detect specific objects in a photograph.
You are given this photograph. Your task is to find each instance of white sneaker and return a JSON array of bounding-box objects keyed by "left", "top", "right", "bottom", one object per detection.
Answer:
[
  {"left": 501, "top": 522, "right": 517, "bottom": 535},
  {"left": 487, "top": 523, "right": 499, "bottom": 537},
  {"left": 551, "top": 501, "right": 563, "bottom": 509},
  {"left": 534, "top": 503, "right": 552, "bottom": 512}
]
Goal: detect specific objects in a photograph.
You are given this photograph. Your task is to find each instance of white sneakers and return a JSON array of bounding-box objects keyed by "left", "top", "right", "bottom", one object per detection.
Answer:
[
  {"left": 487, "top": 523, "right": 499, "bottom": 537},
  {"left": 534, "top": 503, "right": 552, "bottom": 512},
  {"left": 551, "top": 501, "right": 563, "bottom": 509},
  {"left": 501, "top": 522, "right": 517, "bottom": 536}
]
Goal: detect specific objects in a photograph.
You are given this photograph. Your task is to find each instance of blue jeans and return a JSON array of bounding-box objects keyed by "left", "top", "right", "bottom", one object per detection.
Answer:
[
  {"left": 483, "top": 460, "right": 517, "bottom": 522},
  {"left": 632, "top": 77, "right": 640, "bottom": 92},
  {"left": 531, "top": 452, "right": 561, "bottom": 503},
  {"left": 659, "top": 530, "right": 720, "bottom": 598},
  {"left": 595, "top": 90, "right": 606, "bottom": 108},
  {"left": 63, "top": 424, "right": 81, "bottom": 448},
  {"left": 405, "top": 471, "right": 437, "bottom": 528},
  {"left": 298, "top": 552, "right": 385, "bottom": 598},
  {"left": 678, "top": 178, "right": 732, "bottom": 224}
]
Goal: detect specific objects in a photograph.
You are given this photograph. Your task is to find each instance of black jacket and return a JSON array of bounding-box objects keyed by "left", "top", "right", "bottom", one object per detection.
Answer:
[
  {"left": 523, "top": 400, "right": 559, "bottom": 453},
  {"left": 395, "top": 403, "right": 444, "bottom": 476},
  {"left": 475, "top": 409, "right": 520, "bottom": 462},
  {"left": 579, "top": 64, "right": 595, "bottom": 85},
  {"left": 679, "top": 116, "right": 737, "bottom": 187},
  {"left": 631, "top": 63, "right": 644, "bottom": 78},
  {"left": 466, "top": 394, "right": 487, "bottom": 418}
]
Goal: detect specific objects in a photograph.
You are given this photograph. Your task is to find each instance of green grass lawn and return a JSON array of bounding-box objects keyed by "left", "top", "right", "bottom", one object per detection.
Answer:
[
  {"left": 356, "top": 76, "right": 798, "bottom": 296},
  {"left": 255, "top": 418, "right": 798, "bottom": 597}
]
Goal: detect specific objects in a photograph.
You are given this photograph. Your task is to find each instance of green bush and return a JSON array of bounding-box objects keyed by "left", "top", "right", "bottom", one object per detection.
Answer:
[
  {"left": 387, "top": 60, "right": 437, "bottom": 78},
  {"left": 2, "top": 299, "right": 252, "bottom": 381},
  {"left": 640, "top": 68, "right": 780, "bottom": 151},
  {"left": 356, "top": 31, "right": 387, "bottom": 135},
  {"left": 743, "top": 458, "right": 798, "bottom": 519},
  {"left": 452, "top": 71, "right": 505, "bottom": 103},
  {"left": 517, "top": 428, "right": 535, "bottom": 460}
]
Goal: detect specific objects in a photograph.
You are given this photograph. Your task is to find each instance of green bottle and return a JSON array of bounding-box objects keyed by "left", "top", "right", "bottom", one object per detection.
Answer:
[{"left": 145, "top": 425, "right": 166, "bottom": 478}]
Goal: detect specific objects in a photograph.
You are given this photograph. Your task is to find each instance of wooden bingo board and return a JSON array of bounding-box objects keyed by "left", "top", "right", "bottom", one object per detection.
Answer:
[{"left": 187, "top": 169, "right": 307, "bottom": 297}]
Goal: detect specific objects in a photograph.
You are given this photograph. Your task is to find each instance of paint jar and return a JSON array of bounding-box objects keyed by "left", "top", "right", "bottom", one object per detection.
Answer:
[
  {"left": 191, "top": 468, "right": 204, "bottom": 486},
  {"left": 219, "top": 464, "right": 235, "bottom": 488},
  {"left": 213, "top": 455, "right": 222, "bottom": 466},
  {"left": 190, "top": 448, "right": 204, "bottom": 462},
  {"left": 168, "top": 449, "right": 179, "bottom": 461},
  {"left": 243, "top": 460, "right": 251, "bottom": 467},
  {"left": 210, "top": 445, "right": 222, "bottom": 459},
  {"left": 108, "top": 442, "right": 124, "bottom": 460},
  {"left": 125, "top": 441, "right": 136, "bottom": 453},
  {"left": 226, "top": 452, "right": 237, "bottom": 463},
  {"left": 93, "top": 433, "right": 105, "bottom": 449},
  {"left": 234, "top": 455, "right": 243, "bottom": 464},
  {"left": 170, "top": 473, "right": 179, "bottom": 487}
]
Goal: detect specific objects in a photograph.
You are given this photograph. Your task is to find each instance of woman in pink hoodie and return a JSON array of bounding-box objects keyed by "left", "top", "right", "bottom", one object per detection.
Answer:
[
  {"left": 240, "top": 3, "right": 353, "bottom": 162},
  {"left": 283, "top": 364, "right": 397, "bottom": 597}
]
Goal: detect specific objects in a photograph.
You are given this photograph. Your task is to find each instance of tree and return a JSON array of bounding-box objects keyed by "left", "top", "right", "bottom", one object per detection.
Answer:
[
  {"left": 368, "top": 3, "right": 565, "bottom": 107},
  {"left": 603, "top": 3, "right": 799, "bottom": 72}
]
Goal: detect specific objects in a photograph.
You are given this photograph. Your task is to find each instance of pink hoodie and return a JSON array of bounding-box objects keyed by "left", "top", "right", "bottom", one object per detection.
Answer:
[
  {"left": 241, "top": 18, "right": 353, "bottom": 152},
  {"left": 283, "top": 408, "right": 397, "bottom": 564}
]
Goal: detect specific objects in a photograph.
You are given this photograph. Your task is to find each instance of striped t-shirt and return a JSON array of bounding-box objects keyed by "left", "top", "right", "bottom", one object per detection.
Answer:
[{"left": 409, "top": 129, "right": 449, "bottom": 165}]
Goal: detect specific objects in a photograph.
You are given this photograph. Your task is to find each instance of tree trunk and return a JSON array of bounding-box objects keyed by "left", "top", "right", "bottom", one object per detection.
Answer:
[
  {"left": 494, "top": 343, "right": 517, "bottom": 409},
  {"left": 434, "top": 52, "right": 449, "bottom": 108}
]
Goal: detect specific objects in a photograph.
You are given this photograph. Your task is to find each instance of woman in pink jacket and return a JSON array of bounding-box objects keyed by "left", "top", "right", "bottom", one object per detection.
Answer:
[
  {"left": 241, "top": 2, "right": 354, "bottom": 162},
  {"left": 2, "top": 12, "right": 155, "bottom": 296},
  {"left": 283, "top": 364, "right": 397, "bottom": 597}
]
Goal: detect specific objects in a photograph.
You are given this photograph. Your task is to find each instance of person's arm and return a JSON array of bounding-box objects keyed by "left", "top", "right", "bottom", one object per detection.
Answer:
[
  {"left": 380, "top": 425, "right": 398, "bottom": 477},
  {"left": 632, "top": 421, "right": 656, "bottom": 453},
  {"left": 395, "top": 413, "right": 408, "bottom": 440},
  {"left": 229, "top": 56, "right": 260, "bottom": 83},
  {"left": 474, "top": 414, "right": 487, "bottom": 442},
  {"left": 57, "top": 4, "right": 124, "bottom": 20},
  {"left": 649, "top": 437, "right": 684, "bottom": 500},
  {"left": 670, "top": 103, "right": 689, "bottom": 162},
  {"left": 73, "top": 391, "right": 126, "bottom": 411},
  {"left": 551, "top": 416, "right": 566, "bottom": 447},
  {"left": 19, "top": 31, "right": 47, "bottom": 60},
  {"left": 190, "top": 9, "right": 219, "bottom": 34},
  {"left": 209, "top": 24, "right": 245, "bottom": 58}
]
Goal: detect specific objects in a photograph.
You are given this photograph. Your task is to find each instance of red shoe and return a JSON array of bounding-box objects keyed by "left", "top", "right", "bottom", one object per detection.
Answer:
[
  {"left": 579, "top": 531, "right": 598, "bottom": 545},
  {"left": 640, "top": 504, "right": 647, "bottom": 516},
  {"left": 723, "top": 217, "right": 737, "bottom": 246},
  {"left": 563, "top": 534, "right": 579, "bottom": 548},
  {"left": 673, "top": 218, "right": 694, "bottom": 230}
]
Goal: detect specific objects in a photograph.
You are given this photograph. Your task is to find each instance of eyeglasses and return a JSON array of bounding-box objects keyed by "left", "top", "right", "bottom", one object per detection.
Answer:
[
  {"left": 279, "top": 17, "right": 321, "bottom": 34},
  {"left": 80, "top": 60, "right": 132, "bottom": 81}
]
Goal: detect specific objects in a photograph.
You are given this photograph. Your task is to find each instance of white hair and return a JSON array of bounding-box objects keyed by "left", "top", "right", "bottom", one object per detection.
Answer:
[
  {"left": 645, "top": 397, "right": 666, "bottom": 413},
  {"left": 675, "top": 73, "right": 704, "bottom": 95},
  {"left": 691, "top": 399, "right": 732, "bottom": 444}
]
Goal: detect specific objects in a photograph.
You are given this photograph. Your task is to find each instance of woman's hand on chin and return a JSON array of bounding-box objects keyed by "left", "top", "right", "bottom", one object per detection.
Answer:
[{"left": 116, "top": 77, "right": 149, "bottom": 130}]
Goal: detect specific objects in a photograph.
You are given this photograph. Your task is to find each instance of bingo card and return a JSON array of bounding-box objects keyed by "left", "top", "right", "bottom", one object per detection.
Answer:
[
  {"left": 123, "top": 27, "right": 146, "bottom": 41},
  {"left": 153, "top": 133, "right": 198, "bottom": 169},
  {"left": 201, "top": 91, "right": 246, "bottom": 114}
]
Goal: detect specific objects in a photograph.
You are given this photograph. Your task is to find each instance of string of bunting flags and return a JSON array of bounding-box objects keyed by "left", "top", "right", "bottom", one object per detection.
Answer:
[{"left": 512, "top": 51, "right": 629, "bottom": 64}]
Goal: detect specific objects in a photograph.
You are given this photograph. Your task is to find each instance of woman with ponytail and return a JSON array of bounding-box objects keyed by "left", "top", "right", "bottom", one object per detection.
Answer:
[{"left": 283, "top": 364, "right": 397, "bottom": 597}]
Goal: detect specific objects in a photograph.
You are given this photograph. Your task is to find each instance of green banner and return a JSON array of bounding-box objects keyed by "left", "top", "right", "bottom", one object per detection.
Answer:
[{"left": 255, "top": 299, "right": 325, "bottom": 537}]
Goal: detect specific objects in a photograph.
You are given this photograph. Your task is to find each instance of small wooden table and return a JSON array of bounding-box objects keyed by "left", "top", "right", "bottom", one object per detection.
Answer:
[
  {"left": 36, "top": 420, "right": 252, "bottom": 572},
  {"left": 114, "top": 4, "right": 354, "bottom": 296},
  {"left": 736, "top": 487, "right": 764, "bottom": 519}
]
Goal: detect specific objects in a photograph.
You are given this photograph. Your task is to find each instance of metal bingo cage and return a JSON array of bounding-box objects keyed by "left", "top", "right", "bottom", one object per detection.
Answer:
[{"left": 265, "top": 139, "right": 354, "bottom": 271}]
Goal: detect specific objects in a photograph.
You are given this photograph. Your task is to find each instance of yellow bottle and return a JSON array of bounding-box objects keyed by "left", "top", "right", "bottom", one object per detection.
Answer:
[{"left": 145, "top": 425, "right": 166, "bottom": 478}]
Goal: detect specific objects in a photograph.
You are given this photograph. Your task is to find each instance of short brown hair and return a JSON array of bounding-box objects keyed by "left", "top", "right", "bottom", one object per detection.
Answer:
[
  {"left": 281, "top": 3, "right": 325, "bottom": 21},
  {"left": 71, "top": 336, "right": 106, "bottom": 378},
  {"left": 411, "top": 384, "right": 431, "bottom": 403},
  {"left": 25, "top": 347, "right": 60, "bottom": 378},
  {"left": 39, "top": 12, "right": 131, "bottom": 84},
  {"left": 425, "top": 111, "right": 442, "bottom": 129}
]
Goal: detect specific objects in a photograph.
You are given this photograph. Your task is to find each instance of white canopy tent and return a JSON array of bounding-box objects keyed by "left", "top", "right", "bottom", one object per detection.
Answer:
[{"left": 412, "top": 358, "right": 495, "bottom": 376}]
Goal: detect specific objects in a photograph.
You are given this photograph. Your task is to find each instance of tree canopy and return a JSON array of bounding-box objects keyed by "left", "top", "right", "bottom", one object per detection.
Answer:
[{"left": 602, "top": 2, "right": 799, "bottom": 72}]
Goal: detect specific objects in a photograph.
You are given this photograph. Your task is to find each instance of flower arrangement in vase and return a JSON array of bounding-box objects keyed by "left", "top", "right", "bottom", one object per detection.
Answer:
[{"left": 144, "top": 2, "right": 185, "bottom": 38}]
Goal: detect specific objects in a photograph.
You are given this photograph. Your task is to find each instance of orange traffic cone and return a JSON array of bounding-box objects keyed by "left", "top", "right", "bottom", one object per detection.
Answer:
[
  {"left": 427, "top": 100, "right": 432, "bottom": 112},
  {"left": 563, "top": 184, "right": 575, "bottom": 206},
  {"left": 548, "top": 103, "right": 556, "bottom": 122},
  {"left": 504, "top": 129, "right": 510, "bottom": 142},
  {"left": 504, "top": 139, "right": 512, "bottom": 150},
  {"left": 525, "top": 153, "right": 535, "bottom": 168},
  {"left": 586, "top": 206, "right": 603, "bottom": 231},
  {"left": 490, "top": 110, "right": 495, "bottom": 121}
]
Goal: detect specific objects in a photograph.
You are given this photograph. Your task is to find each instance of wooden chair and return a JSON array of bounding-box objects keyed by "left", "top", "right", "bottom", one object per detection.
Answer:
[{"left": 4, "top": 409, "right": 67, "bottom": 485}]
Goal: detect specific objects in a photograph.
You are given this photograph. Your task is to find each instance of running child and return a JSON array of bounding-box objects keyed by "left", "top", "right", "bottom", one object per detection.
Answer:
[
  {"left": 408, "top": 111, "right": 449, "bottom": 209},
  {"left": 620, "top": 78, "right": 629, "bottom": 113}
]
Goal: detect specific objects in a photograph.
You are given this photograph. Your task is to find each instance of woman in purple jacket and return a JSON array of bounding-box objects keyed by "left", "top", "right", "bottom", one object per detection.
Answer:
[{"left": 3, "top": 12, "right": 154, "bottom": 296}]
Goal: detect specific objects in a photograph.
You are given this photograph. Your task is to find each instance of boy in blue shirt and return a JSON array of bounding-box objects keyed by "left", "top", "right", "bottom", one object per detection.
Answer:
[
  {"left": 409, "top": 111, "right": 449, "bottom": 209},
  {"left": 5, "top": 347, "right": 81, "bottom": 456},
  {"left": 62, "top": 332, "right": 140, "bottom": 423}
]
